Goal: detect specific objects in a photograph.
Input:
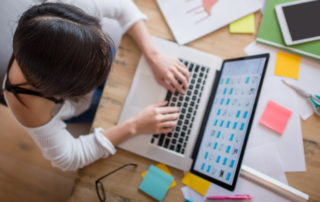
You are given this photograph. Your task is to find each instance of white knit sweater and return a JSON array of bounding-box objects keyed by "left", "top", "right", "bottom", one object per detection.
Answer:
[{"left": 5, "top": 0, "right": 147, "bottom": 171}]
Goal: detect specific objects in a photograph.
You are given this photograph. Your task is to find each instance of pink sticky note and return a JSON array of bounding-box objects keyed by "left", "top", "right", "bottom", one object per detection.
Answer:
[{"left": 259, "top": 101, "right": 292, "bottom": 135}]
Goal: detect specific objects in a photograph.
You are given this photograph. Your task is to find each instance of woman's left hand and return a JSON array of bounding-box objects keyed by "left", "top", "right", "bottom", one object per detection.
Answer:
[{"left": 146, "top": 52, "right": 190, "bottom": 94}]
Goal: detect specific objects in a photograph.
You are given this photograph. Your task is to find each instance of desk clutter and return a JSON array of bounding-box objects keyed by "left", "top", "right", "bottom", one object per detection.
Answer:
[{"left": 136, "top": 0, "right": 320, "bottom": 201}]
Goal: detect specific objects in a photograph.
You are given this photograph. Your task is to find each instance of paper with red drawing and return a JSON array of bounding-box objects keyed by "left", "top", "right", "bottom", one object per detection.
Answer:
[{"left": 156, "top": 0, "right": 264, "bottom": 44}]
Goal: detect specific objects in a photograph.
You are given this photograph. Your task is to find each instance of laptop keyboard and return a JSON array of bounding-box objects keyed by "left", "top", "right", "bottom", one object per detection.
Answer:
[{"left": 150, "top": 58, "right": 210, "bottom": 155}]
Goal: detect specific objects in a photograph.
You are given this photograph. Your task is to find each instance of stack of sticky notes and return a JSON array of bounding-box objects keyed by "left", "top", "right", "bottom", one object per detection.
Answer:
[
  {"left": 182, "top": 171, "right": 211, "bottom": 196},
  {"left": 274, "top": 51, "right": 301, "bottom": 80},
  {"left": 259, "top": 100, "right": 292, "bottom": 135},
  {"left": 139, "top": 165, "right": 174, "bottom": 201},
  {"left": 141, "top": 163, "right": 176, "bottom": 189},
  {"left": 229, "top": 14, "right": 255, "bottom": 34}
]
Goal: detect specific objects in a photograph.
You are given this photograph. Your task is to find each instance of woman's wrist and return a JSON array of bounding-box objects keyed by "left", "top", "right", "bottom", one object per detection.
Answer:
[{"left": 125, "top": 117, "right": 139, "bottom": 137}]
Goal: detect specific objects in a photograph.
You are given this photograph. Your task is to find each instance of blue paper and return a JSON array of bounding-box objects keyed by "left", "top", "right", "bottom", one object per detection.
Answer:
[{"left": 139, "top": 165, "right": 174, "bottom": 201}]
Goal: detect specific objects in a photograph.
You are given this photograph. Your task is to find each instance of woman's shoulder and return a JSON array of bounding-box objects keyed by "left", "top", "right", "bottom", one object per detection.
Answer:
[{"left": 4, "top": 91, "right": 56, "bottom": 128}]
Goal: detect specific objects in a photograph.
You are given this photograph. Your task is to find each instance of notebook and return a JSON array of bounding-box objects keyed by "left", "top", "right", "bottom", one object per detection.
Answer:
[{"left": 256, "top": 0, "right": 320, "bottom": 60}]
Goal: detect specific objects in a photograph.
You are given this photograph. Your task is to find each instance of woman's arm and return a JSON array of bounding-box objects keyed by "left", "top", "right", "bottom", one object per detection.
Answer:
[
  {"left": 102, "top": 101, "right": 178, "bottom": 145},
  {"left": 127, "top": 21, "right": 190, "bottom": 94}
]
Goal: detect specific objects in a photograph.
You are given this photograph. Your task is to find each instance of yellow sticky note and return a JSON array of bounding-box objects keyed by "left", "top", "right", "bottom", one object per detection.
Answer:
[
  {"left": 182, "top": 171, "right": 211, "bottom": 196},
  {"left": 141, "top": 163, "right": 176, "bottom": 188},
  {"left": 274, "top": 51, "right": 301, "bottom": 79},
  {"left": 229, "top": 14, "right": 255, "bottom": 34}
]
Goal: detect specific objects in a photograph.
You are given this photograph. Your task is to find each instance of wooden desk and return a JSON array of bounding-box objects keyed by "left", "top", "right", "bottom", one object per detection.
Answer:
[{"left": 69, "top": 0, "right": 320, "bottom": 201}]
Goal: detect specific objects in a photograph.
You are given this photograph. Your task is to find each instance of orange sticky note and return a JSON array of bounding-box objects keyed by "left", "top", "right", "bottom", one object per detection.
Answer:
[
  {"left": 141, "top": 163, "right": 176, "bottom": 188},
  {"left": 182, "top": 171, "right": 211, "bottom": 196},
  {"left": 274, "top": 51, "right": 301, "bottom": 79},
  {"left": 259, "top": 101, "right": 292, "bottom": 135}
]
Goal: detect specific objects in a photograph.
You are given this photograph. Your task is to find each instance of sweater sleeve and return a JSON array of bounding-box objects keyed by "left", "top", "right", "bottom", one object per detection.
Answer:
[
  {"left": 25, "top": 119, "right": 116, "bottom": 171},
  {"left": 48, "top": 0, "right": 147, "bottom": 33}
]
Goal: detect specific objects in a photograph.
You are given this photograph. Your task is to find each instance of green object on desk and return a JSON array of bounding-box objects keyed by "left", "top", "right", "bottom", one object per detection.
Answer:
[
  {"left": 139, "top": 165, "right": 174, "bottom": 202},
  {"left": 257, "top": 0, "right": 320, "bottom": 60}
]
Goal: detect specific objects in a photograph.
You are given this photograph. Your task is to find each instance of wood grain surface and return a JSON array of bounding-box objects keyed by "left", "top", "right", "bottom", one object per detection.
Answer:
[{"left": 69, "top": 0, "right": 320, "bottom": 201}]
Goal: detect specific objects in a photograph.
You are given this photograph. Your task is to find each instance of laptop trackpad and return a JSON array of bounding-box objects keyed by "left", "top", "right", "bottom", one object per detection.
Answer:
[{"left": 130, "top": 74, "right": 167, "bottom": 108}]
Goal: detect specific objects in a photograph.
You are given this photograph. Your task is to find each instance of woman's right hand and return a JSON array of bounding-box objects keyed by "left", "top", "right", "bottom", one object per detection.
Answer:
[{"left": 131, "top": 101, "right": 179, "bottom": 135}]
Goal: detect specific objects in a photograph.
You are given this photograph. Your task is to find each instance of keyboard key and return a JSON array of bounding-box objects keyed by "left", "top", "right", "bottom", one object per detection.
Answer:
[
  {"left": 172, "top": 138, "right": 177, "bottom": 144},
  {"left": 176, "top": 126, "right": 181, "bottom": 132},
  {"left": 165, "top": 138, "right": 170, "bottom": 146},
  {"left": 181, "top": 108, "right": 186, "bottom": 113},
  {"left": 179, "top": 114, "right": 184, "bottom": 120},
  {"left": 185, "top": 96, "right": 190, "bottom": 102},
  {"left": 178, "top": 120, "right": 182, "bottom": 126},
  {"left": 188, "top": 108, "right": 193, "bottom": 113},
  {"left": 151, "top": 138, "right": 155, "bottom": 144},
  {"left": 172, "top": 97, "right": 177, "bottom": 102},
  {"left": 190, "top": 101, "right": 195, "bottom": 107},
  {"left": 184, "top": 119, "right": 189, "bottom": 125},
  {"left": 181, "top": 132, "right": 186, "bottom": 137},
  {"left": 167, "top": 132, "right": 172, "bottom": 137},
  {"left": 183, "top": 103, "right": 188, "bottom": 107},
  {"left": 189, "top": 63, "right": 194, "bottom": 71},
  {"left": 169, "top": 145, "right": 175, "bottom": 151},
  {"left": 201, "top": 66, "right": 206, "bottom": 72},
  {"left": 195, "top": 65, "right": 199, "bottom": 72},
  {"left": 176, "top": 144, "right": 182, "bottom": 153},
  {"left": 174, "top": 133, "right": 179, "bottom": 138},
  {"left": 179, "top": 138, "right": 184, "bottom": 143},
  {"left": 158, "top": 134, "right": 165, "bottom": 146}
]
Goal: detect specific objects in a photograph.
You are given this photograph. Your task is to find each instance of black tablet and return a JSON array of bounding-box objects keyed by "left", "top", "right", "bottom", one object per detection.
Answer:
[{"left": 190, "top": 54, "right": 269, "bottom": 191}]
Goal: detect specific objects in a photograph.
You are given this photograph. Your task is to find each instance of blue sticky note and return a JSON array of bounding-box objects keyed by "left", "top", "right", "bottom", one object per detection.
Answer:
[{"left": 139, "top": 165, "right": 174, "bottom": 202}]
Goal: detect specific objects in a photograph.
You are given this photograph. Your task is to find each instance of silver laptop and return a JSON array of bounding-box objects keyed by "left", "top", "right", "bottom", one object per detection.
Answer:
[{"left": 117, "top": 37, "right": 268, "bottom": 180}]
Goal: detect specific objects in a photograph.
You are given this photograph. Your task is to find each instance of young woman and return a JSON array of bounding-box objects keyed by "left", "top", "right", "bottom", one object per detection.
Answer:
[{"left": 3, "top": 0, "right": 189, "bottom": 171}]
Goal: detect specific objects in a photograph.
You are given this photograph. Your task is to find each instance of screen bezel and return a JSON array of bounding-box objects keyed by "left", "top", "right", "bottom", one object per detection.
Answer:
[
  {"left": 190, "top": 53, "right": 270, "bottom": 191},
  {"left": 275, "top": 0, "right": 320, "bottom": 46}
]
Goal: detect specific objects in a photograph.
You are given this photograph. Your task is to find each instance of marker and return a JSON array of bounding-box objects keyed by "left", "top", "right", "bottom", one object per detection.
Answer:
[{"left": 206, "top": 194, "right": 253, "bottom": 200}]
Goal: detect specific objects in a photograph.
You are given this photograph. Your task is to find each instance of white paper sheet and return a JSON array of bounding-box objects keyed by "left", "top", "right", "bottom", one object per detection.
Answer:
[
  {"left": 245, "top": 42, "right": 320, "bottom": 120},
  {"left": 243, "top": 144, "right": 287, "bottom": 184},
  {"left": 181, "top": 143, "right": 291, "bottom": 202},
  {"left": 157, "top": 0, "right": 264, "bottom": 44},
  {"left": 244, "top": 42, "right": 306, "bottom": 172}
]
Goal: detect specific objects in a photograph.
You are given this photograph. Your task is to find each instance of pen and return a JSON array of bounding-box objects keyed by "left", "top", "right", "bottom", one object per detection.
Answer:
[{"left": 206, "top": 194, "right": 253, "bottom": 200}]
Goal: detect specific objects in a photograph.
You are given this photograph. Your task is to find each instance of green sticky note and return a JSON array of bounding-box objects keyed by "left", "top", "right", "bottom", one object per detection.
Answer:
[
  {"left": 229, "top": 14, "right": 255, "bottom": 34},
  {"left": 139, "top": 165, "right": 174, "bottom": 201}
]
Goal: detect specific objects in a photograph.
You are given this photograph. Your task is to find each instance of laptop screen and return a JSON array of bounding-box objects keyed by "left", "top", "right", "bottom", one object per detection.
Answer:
[{"left": 190, "top": 54, "right": 269, "bottom": 190}]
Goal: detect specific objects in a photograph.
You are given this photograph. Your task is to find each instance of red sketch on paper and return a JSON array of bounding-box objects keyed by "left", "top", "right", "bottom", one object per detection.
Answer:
[{"left": 186, "top": 0, "right": 219, "bottom": 24}]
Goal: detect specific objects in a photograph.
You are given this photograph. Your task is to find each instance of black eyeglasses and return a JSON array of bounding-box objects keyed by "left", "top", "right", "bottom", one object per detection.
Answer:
[{"left": 95, "top": 163, "right": 138, "bottom": 202}]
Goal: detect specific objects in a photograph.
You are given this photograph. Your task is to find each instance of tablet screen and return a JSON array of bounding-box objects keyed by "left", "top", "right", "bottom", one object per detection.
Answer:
[
  {"left": 283, "top": 1, "right": 320, "bottom": 41},
  {"left": 191, "top": 54, "right": 269, "bottom": 190}
]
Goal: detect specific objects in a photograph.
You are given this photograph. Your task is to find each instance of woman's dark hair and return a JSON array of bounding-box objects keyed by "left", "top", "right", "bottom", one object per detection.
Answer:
[{"left": 12, "top": 2, "right": 114, "bottom": 98}]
